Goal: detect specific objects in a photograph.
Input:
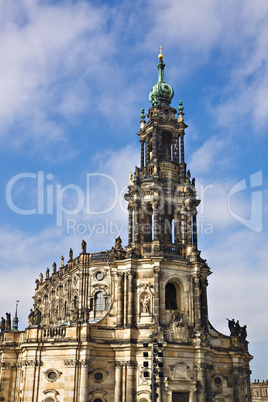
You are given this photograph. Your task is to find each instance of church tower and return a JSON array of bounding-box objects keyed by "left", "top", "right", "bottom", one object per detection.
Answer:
[
  {"left": 125, "top": 49, "right": 208, "bottom": 332},
  {"left": 0, "top": 51, "right": 252, "bottom": 402}
]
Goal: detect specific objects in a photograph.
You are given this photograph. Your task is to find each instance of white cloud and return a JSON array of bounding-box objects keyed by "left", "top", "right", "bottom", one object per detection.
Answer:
[
  {"left": 0, "top": 0, "right": 116, "bottom": 150},
  {"left": 189, "top": 136, "right": 231, "bottom": 176},
  {"left": 205, "top": 228, "right": 268, "bottom": 344},
  {"left": 144, "top": 0, "right": 268, "bottom": 133},
  {"left": 0, "top": 144, "right": 139, "bottom": 329}
]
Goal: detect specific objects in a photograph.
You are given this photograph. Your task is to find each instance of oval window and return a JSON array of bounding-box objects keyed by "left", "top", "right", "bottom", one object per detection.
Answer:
[
  {"left": 47, "top": 371, "right": 57, "bottom": 380},
  {"left": 94, "top": 372, "right": 104, "bottom": 381},
  {"left": 96, "top": 271, "right": 104, "bottom": 281}
]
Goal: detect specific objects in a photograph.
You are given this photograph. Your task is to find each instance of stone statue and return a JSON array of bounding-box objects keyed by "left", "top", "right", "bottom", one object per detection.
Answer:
[
  {"left": 61, "top": 255, "right": 64, "bottom": 267},
  {"left": 69, "top": 248, "right": 73, "bottom": 261},
  {"left": 72, "top": 307, "right": 79, "bottom": 322},
  {"left": 81, "top": 239, "right": 87, "bottom": 253},
  {"left": 0, "top": 317, "right": 5, "bottom": 333},
  {"left": 240, "top": 325, "right": 247, "bottom": 340},
  {"left": 83, "top": 307, "right": 89, "bottom": 322},
  {"left": 234, "top": 320, "right": 240, "bottom": 335},
  {"left": 6, "top": 313, "right": 11, "bottom": 330},
  {"left": 227, "top": 318, "right": 236, "bottom": 335},
  {"left": 34, "top": 308, "right": 41, "bottom": 326},
  {"left": 40, "top": 273, "right": 43, "bottom": 284},
  {"left": 28, "top": 309, "right": 35, "bottom": 326},
  {"left": 142, "top": 296, "right": 150, "bottom": 313},
  {"left": 35, "top": 278, "right": 40, "bottom": 289},
  {"left": 115, "top": 236, "right": 122, "bottom": 250},
  {"left": 46, "top": 267, "right": 50, "bottom": 279},
  {"left": 129, "top": 172, "right": 133, "bottom": 183},
  {"left": 187, "top": 169, "right": 191, "bottom": 180},
  {"left": 52, "top": 262, "right": 57, "bottom": 274}
]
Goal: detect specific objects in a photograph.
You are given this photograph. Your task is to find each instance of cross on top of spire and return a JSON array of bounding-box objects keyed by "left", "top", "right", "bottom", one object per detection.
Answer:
[{"left": 158, "top": 46, "right": 164, "bottom": 60}]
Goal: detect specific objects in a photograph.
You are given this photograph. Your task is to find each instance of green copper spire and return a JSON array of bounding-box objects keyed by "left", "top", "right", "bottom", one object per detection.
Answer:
[{"left": 149, "top": 48, "right": 174, "bottom": 106}]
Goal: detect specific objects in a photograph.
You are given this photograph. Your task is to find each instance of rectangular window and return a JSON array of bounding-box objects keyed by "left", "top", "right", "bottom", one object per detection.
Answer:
[{"left": 172, "top": 392, "right": 189, "bottom": 402}]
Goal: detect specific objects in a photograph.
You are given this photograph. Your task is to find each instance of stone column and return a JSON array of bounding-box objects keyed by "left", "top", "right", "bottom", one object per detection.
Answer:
[
  {"left": 79, "top": 360, "right": 91, "bottom": 401},
  {"left": 194, "top": 363, "right": 206, "bottom": 402},
  {"left": 200, "top": 278, "right": 208, "bottom": 330},
  {"left": 134, "top": 204, "right": 140, "bottom": 243},
  {"left": 193, "top": 275, "right": 201, "bottom": 330},
  {"left": 145, "top": 139, "right": 150, "bottom": 166},
  {"left": 140, "top": 140, "right": 145, "bottom": 168},
  {"left": 117, "top": 273, "right": 124, "bottom": 327},
  {"left": 186, "top": 209, "right": 192, "bottom": 244},
  {"left": 128, "top": 206, "right": 133, "bottom": 244},
  {"left": 173, "top": 136, "right": 179, "bottom": 163},
  {"left": 204, "top": 364, "right": 213, "bottom": 402},
  {"left": 114, "top": 362, "right": 122, "bottom": 402},
  {"left": 64, "top": 359, "right": 79, "bottom": 402},
  {"left": 126, "top": 362, "right": 137, "bottom": 401},
  {"left": 180, "top": 206, "right": 186, "bottom": 245},
  {"left": 127, "top": 273, "right": 133, "bottom": 327},
  {"left": 180, "top": 132, "right": 185, "bottom": 163},
  {"left": 152, "top": 128, "right": 158, "bottom": 160},
  {"left": 123, "top": 273, "right": 128, "bottom": 327},
  {"left": 158, "top": 131, "right": 163, "bottom": 159},
  {"left": 0, "top": 362, "right": 16, "bottom": 402},
  {"left": 231, "top": 366, "right": 244, "bottom": 402},
  {"left": 192, "top": 211, "right": 198, "bottom": 248},
  {"left": 174, "top": 209, "right": 181, "bottom": 244},
  {"left": 122, "top": 363, "right": 127, "bottom": 402},
  {"left": 154, "top": 266, "right": 160, "bottom": 325},
  {"left": 153, "top": 200, "right": 160, "bottom": 241}
]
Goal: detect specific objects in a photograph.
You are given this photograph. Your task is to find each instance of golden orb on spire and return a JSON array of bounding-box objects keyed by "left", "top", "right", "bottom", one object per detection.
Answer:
[{"left": 158, "top": 46, "right": 164, "bottom": 60}]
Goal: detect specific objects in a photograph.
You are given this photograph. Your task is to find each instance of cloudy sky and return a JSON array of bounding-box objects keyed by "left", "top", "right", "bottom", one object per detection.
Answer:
[{"left": 0, "top": 0, "right": 267, "bottom": 380}]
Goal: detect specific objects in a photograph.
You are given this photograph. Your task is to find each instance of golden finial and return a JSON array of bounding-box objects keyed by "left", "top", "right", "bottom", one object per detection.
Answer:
[{"left": 158, "top": 46, "right": 164, "bottom": 60}]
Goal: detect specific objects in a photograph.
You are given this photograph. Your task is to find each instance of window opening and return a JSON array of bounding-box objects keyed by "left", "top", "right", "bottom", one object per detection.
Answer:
[
  {"left": 95, "top": 292, "right": 105, "bottom": 311},
  {"left": 165, "top": 283, "right": 177, "bottom": 310}
]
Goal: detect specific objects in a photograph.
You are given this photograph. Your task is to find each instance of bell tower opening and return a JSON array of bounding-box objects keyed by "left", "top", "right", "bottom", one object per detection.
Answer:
[
  {"left": 142, "top": 202, "right": 153, "bottom": 243},
  {"left": 165, "top": 283, "right": 178, "bottom": 310},
  {"left": 162, "top": 131, "right": 172, "bottom": 161}
]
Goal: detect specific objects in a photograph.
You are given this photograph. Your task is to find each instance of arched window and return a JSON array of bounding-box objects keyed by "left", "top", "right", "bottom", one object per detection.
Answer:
[
  {"left": 162, "top": 132, "right": 172, "bottom": 161},
  {"left": 93, "top": 399, "right": 103, "bottom": 402},
  {"left": 142, "top": 203, "right": 153, "bottom": 242},
  {"left": 165, "top": 283, "right": 177, "bottom": 310},
  {"left": 95, "top": 292, "right": 105, "bottom": 311}
]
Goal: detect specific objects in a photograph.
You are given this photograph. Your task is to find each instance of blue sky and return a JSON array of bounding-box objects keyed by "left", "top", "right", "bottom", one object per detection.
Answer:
[{"left": 0, "top": 0, "right": 267, "bottom": 380}]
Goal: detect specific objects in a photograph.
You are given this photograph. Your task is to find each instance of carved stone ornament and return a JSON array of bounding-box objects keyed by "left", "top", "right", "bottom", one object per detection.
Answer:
[
  {"left": 170, "top": 362, "right": 189, "bottom": 379},
  {"left": 64, "top": 359, "right": 79, "bottom": 367},
  {"left": 114, "top": 360, "right": 137, "bottom": 368},
  {"left": 0, "top": 361, "right": 16, "bottom": 369},
  {"left": 231, "top": 366, "right": 247, "bottom": 374},
  {"left": 194, "top": 362, "right": 213, "bottom": 372},
  {"left": 88, "top": 390, "right": 108, "bottom": 402},
  {"left": 139, "top": 366, "right": 151, "bottom": 385},
  {"left": 43, "top": 389, "right": 60, "bottom": 402},
  {"left": 80, "top": 359, "right": 92, "bottom": 367},
  {"left": 165, "top": 313, "right": 189, "bottom": 343},
  {"left": 64, "top": 359, "right": 91, "bottom": 367},
  {"left": 22, "top": 360, "right": 42, "bottom": 367}
]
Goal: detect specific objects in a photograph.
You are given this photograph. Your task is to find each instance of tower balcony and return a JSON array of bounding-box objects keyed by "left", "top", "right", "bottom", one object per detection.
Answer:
[{"left": 140, "top": 241, "right": 185, "bottom": 260}]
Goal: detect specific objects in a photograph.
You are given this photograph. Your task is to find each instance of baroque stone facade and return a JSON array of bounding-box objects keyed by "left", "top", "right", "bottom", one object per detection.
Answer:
[
  {"left": 251, "top": 380, "right": 268, "bottom": 401},
  {"left": 0, "top": 52, "right": 252, "bottom": 401}
]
